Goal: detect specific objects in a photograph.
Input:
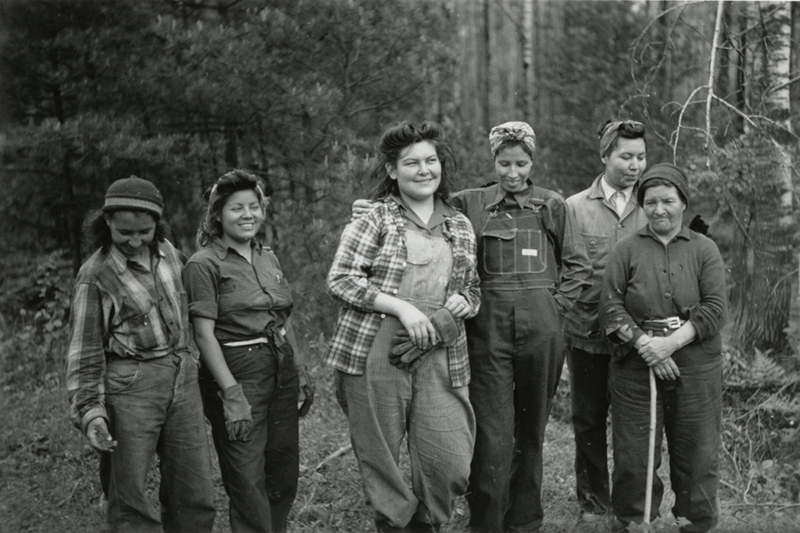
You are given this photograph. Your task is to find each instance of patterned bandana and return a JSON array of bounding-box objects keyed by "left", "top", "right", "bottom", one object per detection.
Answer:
[
  {"left": 599, "top": 120, "right": 644, "bottom": 158},
  {"left": 489, "top": 121, "right": 536, "bottom": 158}
]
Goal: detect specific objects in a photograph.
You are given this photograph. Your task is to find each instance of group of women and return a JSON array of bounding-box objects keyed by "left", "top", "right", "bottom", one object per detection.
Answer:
[
  {"left": 69, "top": 116, "right": 725, "bottom": 533},
  {"left": 333, "top": 120, "right": 726, "bottom": 533}
]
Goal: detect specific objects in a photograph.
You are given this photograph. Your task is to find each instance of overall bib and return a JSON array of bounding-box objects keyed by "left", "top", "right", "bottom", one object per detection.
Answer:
[
  {"left": 466, "top": 203, "right": 564, "bottom": 533},
  {"left": 340, "top": 230, "right": 476, "bottom": 531}
]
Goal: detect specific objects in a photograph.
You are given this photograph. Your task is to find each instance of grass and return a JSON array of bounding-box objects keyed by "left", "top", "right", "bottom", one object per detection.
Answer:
[{"left": 2, "top": 360, "right": 799, "bottom": 533}]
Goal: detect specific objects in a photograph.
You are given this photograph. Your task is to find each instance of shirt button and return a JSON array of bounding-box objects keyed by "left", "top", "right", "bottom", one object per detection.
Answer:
[
  {"left": 665, "top": 292, "right": 671, "bottom": 298},
  {"left": 392, "top": 289, "right": 398, "bottom": 295},
  {"left": 380, "top": 314, "right": 386, "bottom": 319},
  {"left": 401, "top": 262, "right": 407, "bottom": 268}
]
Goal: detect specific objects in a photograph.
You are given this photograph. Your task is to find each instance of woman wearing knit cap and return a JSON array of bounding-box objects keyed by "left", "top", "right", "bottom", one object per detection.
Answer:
[
  {"left": 183, "top": 169, "right": 314, "bottom": 533},
  {"left": 66, "top": 176, "right": 216, "bottom": 532},
  {"left": 600, "top": 163, "right": 727, "bottom": 532}
]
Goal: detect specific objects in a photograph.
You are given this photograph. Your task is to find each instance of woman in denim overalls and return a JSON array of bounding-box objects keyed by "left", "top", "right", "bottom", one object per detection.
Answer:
[
  {"left": 326, "top": 121, "right": 481, "bottom": 533},
  {"left": 449, "top": 122, "right": 591, "bottom": 533}
]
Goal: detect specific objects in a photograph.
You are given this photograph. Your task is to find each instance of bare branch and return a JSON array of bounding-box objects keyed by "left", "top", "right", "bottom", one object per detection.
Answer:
[{"left": 704, "top": 1, "right": 725, "bottom": 168}]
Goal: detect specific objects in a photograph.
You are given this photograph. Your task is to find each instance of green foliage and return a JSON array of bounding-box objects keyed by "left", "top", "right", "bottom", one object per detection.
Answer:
[
  {"left": 0, "top": 250, "right": 73, "bottom": 388},
  {"left": 723, "top": 348, "right": 800, "bottom": 504}
]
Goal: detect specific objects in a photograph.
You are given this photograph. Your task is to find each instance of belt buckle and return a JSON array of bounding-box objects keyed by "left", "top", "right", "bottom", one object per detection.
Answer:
[{"left": 665, "top": 316, "right": 682, "bottom": 329}]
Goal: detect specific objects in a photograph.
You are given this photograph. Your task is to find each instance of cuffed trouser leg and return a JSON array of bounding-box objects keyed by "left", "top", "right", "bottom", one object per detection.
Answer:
[
  {"left": 342, "top": 317, "right": 474, "bottom": 530},
  {"left": 566, "top": 347, "right": 611, "bottom": 513}
]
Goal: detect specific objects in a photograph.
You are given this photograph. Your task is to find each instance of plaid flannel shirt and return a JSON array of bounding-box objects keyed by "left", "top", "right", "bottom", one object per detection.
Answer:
[
  {"left": 65, "top": 240, "right": 191, "bottom": 433},
  {"left": 325, "top": 196, "right": 480, "bottom": 387}
]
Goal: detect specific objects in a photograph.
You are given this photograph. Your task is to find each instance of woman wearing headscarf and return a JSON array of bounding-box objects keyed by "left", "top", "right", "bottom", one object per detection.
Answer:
[
  {"left": 449, "top": 122, "right": 591, "bottom": 533},
  {"left": 600, "top": 163, "right": 727, "bottom": 533},
  {"left": 183, "top": 170, "right": 314, "bottom": 533},
  {"left": 563, "top": 119, "right": 648, "bottom": 522}
]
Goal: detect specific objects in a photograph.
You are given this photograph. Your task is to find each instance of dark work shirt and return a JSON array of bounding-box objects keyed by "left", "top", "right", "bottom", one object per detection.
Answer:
[
  {"left": 183, "top": 237, "right": 294, "bottom": 342},
  {"left": 600, "top": 224, "right": 727, "bottom": 361}
]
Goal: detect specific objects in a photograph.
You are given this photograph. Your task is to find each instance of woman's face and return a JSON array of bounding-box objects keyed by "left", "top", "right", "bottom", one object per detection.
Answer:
[
  {"left": 218, "top": 189, "right": 264, "bottom": 244},
  {"left": 602, "top": 137, "right": 647, "bottom": 191},
  {"left": 494, "top": 145, "right": 532, "bottom": 193},
  {"left": 387, "top": 141, "right": 442, "bottom": 203},
  {"left": 105, "top": 210, "right": 156, "bottom": 259},
  {"left": 643, "top": 184, "right": 686, "bottom": 237}
]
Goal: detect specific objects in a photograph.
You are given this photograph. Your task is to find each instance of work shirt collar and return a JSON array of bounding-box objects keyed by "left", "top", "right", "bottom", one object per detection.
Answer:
[
  {"left": 390, "top": 194, "right": 457, "bottom": 230},
  {"left": 486, "top": 178, "right": 535, "bottom": 210},
  {"left": 210, "top": 236, "right": 264, "bottom": 260},
  {"left": 639, "top": 223, "right": 692, "bottom": 243},
  {"left": 600, "top": 174, "right": 634, "bottom": 204}
]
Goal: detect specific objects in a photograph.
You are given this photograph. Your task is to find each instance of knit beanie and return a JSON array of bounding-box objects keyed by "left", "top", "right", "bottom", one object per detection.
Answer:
[
  {"left": 637, "top": 163, "right": 689, "bottom": 208},
  {"left": 103, "top": 176, "right": 164, "bottom": 218}
]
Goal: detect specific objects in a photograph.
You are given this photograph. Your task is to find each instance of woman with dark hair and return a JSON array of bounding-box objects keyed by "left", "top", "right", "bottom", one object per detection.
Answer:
[
  {"left": 183, "top": 169, "right": 314, "bottom": 533},
  {"left": 66, "top": 176, "right": 216, "bottom": 532},
  {"left": 326, "top": 121, "right": 480, "bottom": 533},
  {"left": 563, "top": 119, "right": 649, "bottom": 522},
  {"left": 601, "top": 163, "right": 726, "bottom": 533},
  {"left": 351, "top": 121, "right": 591, "bottom": 532}
]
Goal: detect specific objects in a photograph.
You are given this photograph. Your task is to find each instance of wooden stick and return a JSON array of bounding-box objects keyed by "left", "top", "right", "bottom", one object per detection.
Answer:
[
  {"left": 644, "top": 367, "right": 657, "bottom": 524},
  {"left": 315, "top": 444, "right": 353, "bottom": 471}
]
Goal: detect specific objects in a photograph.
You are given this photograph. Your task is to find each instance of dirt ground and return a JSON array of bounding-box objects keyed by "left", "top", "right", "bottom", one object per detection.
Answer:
[{"left": 1, "top": 367, "right": 798, "bottom": 532}]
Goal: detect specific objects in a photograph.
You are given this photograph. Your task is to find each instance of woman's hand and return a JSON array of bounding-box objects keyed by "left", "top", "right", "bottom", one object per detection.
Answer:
[
  {"left": 351, "top": 199, "right": 374, "bottom": 221},
  {"left": 443, "top": 293, "right": 470, "bottom": 319},
  {"left": 652, "top": 357, "right": 680, "bottom": 381},
  {"left": 396, "top": 302, "right": 437, "bottom": 350},
  {"left": 638, "top": 335, "right": 678, "bottom": 366}
]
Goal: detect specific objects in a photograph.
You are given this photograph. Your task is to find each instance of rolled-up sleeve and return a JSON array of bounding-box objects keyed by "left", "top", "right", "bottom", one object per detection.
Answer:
[
  {"left": 66, "top": 282, "right": 108, "bottom": 433},
  {"left": 326, "top": 214, "right": 383, "bottom": 312},
  {"left": 183, "top": 260, "right": 219, "bottom": 320}
]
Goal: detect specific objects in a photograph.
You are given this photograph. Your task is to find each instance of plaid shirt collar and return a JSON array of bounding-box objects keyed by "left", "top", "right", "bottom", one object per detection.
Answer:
[{"left": 108, "top": 242, "right": 166, "bottom": 273}]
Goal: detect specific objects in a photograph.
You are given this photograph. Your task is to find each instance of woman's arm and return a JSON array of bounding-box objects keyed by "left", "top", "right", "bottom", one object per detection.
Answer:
[
  {"left": 327, "top": 214, "right": 385, "bottom": 312},
  {"left": 600, "top": 242, "right": 645, "bottom": 349},
  {"left": 192, "top": 317, "right": 237, "bottom": 390},
  {"left": 373, "top": 293, "right": 437, "bottom": 350}
]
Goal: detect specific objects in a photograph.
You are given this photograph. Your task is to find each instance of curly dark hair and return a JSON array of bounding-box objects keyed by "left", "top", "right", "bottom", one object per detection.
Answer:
[
  {"left": 196, "top": 169, "right": 269, "bottom": 248},
  {"left": 81, "top": 208, "right": 170, "bottom": 256},
  {"left": 369, "top": 121, "right": 457, "bottom": 201}
]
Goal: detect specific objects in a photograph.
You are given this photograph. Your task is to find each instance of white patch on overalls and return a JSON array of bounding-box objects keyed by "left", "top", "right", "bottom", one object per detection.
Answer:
[{"left": 521, "top": 249, "right": 538, "bottom": 257}]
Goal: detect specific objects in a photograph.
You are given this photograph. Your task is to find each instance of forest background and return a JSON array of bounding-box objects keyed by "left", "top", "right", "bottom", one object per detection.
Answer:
[{"left": 1, "top": 0, "right": 799, "bottom": 532}]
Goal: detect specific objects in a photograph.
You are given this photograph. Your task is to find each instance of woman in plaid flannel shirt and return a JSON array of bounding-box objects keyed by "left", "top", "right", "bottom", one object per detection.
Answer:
[{"left": 326, "top": 121, "right": 480, "bottom": 533}]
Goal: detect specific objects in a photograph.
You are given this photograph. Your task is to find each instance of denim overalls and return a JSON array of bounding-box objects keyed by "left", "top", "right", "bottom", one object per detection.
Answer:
[
  {"left": 340, "top": 229, "right": 476, "bottom": 531},
  {"left": 466, "top": 198, "right": 565, "bottom": 533}
]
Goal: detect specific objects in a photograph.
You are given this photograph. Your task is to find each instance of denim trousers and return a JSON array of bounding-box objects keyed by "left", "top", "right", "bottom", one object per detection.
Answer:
[
  {"left": 339, "top": 315, "right": 475, "bottom": 530},
  {"left": 609, "top": 350, "right": 721, "bottom": 533},
  {"left": 201, "top": 342, "right": 300, "bottom": 533},
  {"left": 102, "top": 352, "right": 216, "bottom": 533},
  {"left": 466, "top": 288, "right": 564, "bottom": 533},
  {"left": 566, "top": 347, "right": 611, "bottom": 513}
]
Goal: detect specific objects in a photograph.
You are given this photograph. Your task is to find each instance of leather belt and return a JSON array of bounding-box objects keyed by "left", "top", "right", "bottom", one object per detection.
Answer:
[{"left": 640, "top": 317, "right": 685, "bottom": 336}]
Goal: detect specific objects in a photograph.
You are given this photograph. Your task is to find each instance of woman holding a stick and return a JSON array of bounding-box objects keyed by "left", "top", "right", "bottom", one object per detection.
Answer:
[{"left": 600, "top": 163, "right": 727, "bottom": 533}]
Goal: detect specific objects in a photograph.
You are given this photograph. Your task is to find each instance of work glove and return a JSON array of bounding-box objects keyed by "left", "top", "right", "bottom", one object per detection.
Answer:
[
  {"left": 390, "top": 308, "right": 459, "bottom": 371},
  {"left": 296, "top": 364, "right": 315, "bottom": 417},
  {"left": 218, "top": 383, "right": 252, "bottom": 441}
]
